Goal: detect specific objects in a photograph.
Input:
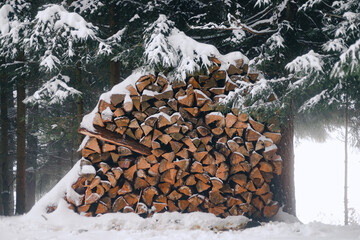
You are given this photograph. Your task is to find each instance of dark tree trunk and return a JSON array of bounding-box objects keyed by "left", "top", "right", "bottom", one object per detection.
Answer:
[
  {"left": 70, "top": 101, "right": 76, "bottom": 167},
  {"left": 269, "top": 2, "right": 297, "bottom": 217},
  {"left": 16, "top": 59, "right": 27, "bottom": 215},
  {"left": 1, "top": 72, "right": 11, "bottom": 216},
  {"left": 274, "top": 100, "right": 296, "bottom": 216},
  {"left": 76, "top": 61, "right": 84, "bottom": 148},
  {"left": 7, "top": 82, "right": 16, "bottom": 215},
  {"left": 109, "top": 2, "right": 120, "bottom": 88},
  {"left": 110, "top": 61, "right": 120, "bottom": 88},
  {"left": 26, "top": 104, "right": 38, "bottom": 212},
  {"left": 0, "top": 68, "right": 9, "bottom": 215}
]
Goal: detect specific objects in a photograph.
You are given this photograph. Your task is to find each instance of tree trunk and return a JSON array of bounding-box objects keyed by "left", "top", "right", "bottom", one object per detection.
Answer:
[
  {"left": 344, "top": 95, "right": 349, "bottom": 225},
  {"left": 110, "top": 62, "right": 120, "bottom": 88},
  {"left": 109, "top": 2, "right": 120, "bottom": 88},
  {"left": 0, "top": 68, "right": 8, "bottom": 215},
  {"left": 7, "top": 81, "right": 16, "bottom": 215},
  {"left": 16, "top": 58, "right": 27, "bottom": 215},
  {"left": 1, "top": 72, "right": 11, "bottom": 216},
  {"left": 76, "top": 61, "right": 84, "bottom": 148},
  {"left": 275, "top": 100, "right": 296, "bottom": 216},
  {"left": 270, "top": 2, "right": 297, "bottom": 217},
  {"left": 26, "top": 104, "right": 38, "bottom": 212},
  {"left": 70, "top": 101, "right": 76, "bottom": 167}
]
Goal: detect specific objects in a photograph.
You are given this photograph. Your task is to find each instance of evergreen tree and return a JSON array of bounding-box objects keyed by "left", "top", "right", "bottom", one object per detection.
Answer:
[{"left": 290, "top": 0, "right": 360, "bottom": 225}]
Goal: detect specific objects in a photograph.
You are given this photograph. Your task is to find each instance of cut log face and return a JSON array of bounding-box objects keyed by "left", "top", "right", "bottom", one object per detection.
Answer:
[
  {"left": 112, "top": 196, "right": 128, "bottom": 212},
  {"left": 263, "top": 132, "right": 281, "bottom": 145},
  {"left": 72, "top": 60, "right": 282, "bottom": 220},
  {"left": 118, "top": 146, "right": 132, "bottom": 156},
  {"left": 85, "top": 138, "right": 101, "bottom": 154}
]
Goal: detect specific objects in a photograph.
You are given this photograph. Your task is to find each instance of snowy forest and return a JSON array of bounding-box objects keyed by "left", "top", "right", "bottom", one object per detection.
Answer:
[{"left": 1, "top": 0, "right": 360, "bottom": 237}]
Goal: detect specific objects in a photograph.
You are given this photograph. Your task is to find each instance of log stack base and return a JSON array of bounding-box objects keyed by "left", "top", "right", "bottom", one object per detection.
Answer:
[{"left": 65, "top": 58, "right": 282, "bottom": 220}]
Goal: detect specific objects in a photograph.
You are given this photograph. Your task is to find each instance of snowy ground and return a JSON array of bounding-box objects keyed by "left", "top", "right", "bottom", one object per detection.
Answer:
[
  {"left": 1, "top": 207, "right": 360, "bottom": 240},
  {"left": 1, "top": 160, "right": 359, "bottom": 240}
]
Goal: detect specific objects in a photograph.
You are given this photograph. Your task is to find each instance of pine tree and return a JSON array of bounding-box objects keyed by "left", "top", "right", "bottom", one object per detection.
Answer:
[{"left": 293, "top": 0, "right": 360, "bottom": 225}]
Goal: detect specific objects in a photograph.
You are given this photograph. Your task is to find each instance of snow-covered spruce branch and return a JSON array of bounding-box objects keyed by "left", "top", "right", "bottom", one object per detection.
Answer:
[
  {"left": 255, "top": 0, "right": 272, "bottom": 8},
  {"left": 26, "top": 4, "right": 114, "bottom": 72},
  {"left": 24, "top": 74, "right": 81, "bottom": 105},
  {"left": 298, "top": 90, "right": 328, "bottom": 113},
  {"left": 285, "top": 50, "right": 323, "bottom": 75},
  {"left": 189, "top": 22, "right": 278, "bottom": 36},
  {"left": 331, "top": 39, "right": 360, "bottom": 78},
  {"left": 190, "top": 0, "right": 292, "bottom": 37}
]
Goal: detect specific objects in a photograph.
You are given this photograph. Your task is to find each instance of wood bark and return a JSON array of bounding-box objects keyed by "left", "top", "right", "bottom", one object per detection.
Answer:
[
  {"left": 0, "top": 69, "right": 9, "bottom": 215},
  {"left": 26, "top": 104, "right": 38, "bottom": 212},
  {"left": 76, "top": 61, "right": 84, "bottom": 148},
  {"left": 16, "top": 53, "right": 27, "bottom": 214},
  {"left": 109, "top": 2, "right": 120, "bottom": 88},
  {"left": 275, "top": 100, "right": 295, "bottom": 216},
  {"left": 78, "top": 126, "right": 151, "bottom": 155}
]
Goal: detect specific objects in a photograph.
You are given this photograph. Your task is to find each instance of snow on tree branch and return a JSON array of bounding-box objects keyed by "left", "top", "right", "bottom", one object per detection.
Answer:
[
  {"left": 190, "top": 13, "right": 278, "bottom": 36},
  {"left": 27, "top": 4, "right": 110, "bottom": 70},
  {"left": 32, "top": 4, "right": 98, "bottom": 41},
  {"left": 285, "top": 50, "right": 323, "bottom": 74},
  {"left": 299, "top": 0, "right": 323, "bottom": 11},
  {"left": 0, "top": 3, "right": 29, "bottom": 59},
  {"left": 255, "top": 0, "right": 271, "bottom": 8},
  {"left": 322, "top": 38, "right": 347, "bottom": 53},
  {"left": 220, "top": 76, "right": 288, "bottom": 114},
  {"left": 144, "top": 14, "right": 177, "bottom": 69},
  {"left": 332, "top": 38, "right": 360, "bottom": 77},
  {"left": 144, "top": 15, "right": 243, "bottom": 80},
  {"left": 167, "top": 29, "right": 220, "bottom": 80},
  {"left": 39, "top": 50, "right": 61, "bottom": 71},
  {"left": 97, "top": 27, "right": 126, "bottom": 56},
  {"left": 24, "top": 74, "right": 81, "bottom": 105},
  {"left": 266, "top": 32, "right": 285, "bottom": 51},
  {"left": 299, "top": 90, "right": 328, "bottom": 113},
  {"left": 0, "top": 4, "right": 13, "bottom": 35},
  {"left": 68, "top": 0, "right": 104, "bottom": 14},
  {"left": 106, "top": 27, "right": 126, "bottom": 46}
]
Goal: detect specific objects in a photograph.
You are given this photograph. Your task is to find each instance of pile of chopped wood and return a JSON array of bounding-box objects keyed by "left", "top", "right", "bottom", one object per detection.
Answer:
[{"left": 67, "top": 57, "right": 282, "bottom": 219}]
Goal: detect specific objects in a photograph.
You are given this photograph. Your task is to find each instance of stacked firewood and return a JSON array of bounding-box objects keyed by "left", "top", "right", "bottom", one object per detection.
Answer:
[{"left": 66, "top": 57, "right": 282, "bottom": 219}]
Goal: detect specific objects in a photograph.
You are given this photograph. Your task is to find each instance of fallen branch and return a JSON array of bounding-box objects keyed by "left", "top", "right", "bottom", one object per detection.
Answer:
[{"left": 78, "top": 126, "right": 152, "bottom": 155}]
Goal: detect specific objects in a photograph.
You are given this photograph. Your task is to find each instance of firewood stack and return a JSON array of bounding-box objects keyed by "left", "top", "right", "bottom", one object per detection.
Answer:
[{"left": 66, "top": 57, "right": 282, "bottom": 220}]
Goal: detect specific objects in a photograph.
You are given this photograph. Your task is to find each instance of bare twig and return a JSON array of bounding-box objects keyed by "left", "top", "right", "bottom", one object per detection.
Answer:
[{"left": 325, "top": 13, "right": 346, "bottom": 20}]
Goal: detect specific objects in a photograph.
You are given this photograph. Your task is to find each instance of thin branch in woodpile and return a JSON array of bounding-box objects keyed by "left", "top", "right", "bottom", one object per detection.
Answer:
[{"left": 78, "top": 126, "right": 151, "bottom": 155}]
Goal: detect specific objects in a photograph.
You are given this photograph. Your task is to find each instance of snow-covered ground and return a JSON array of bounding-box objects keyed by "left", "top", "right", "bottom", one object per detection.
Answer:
[
  {"left": 1, "top": 156, "right": 359, "bottom": 240},
  {"left": 1, "top": 207, "right": 360, "bottom": 240},
  {"left": 1, "top": 149, "right": 359, "bottom": 240}
]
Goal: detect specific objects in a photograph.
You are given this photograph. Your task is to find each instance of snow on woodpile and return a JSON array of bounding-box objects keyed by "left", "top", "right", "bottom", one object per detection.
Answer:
[
  {"left": 32, "top": 15, "right": 282, "bottom": 222},
  {"left": 72, "top": 64, "right": 282, "bottom": 219}
]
